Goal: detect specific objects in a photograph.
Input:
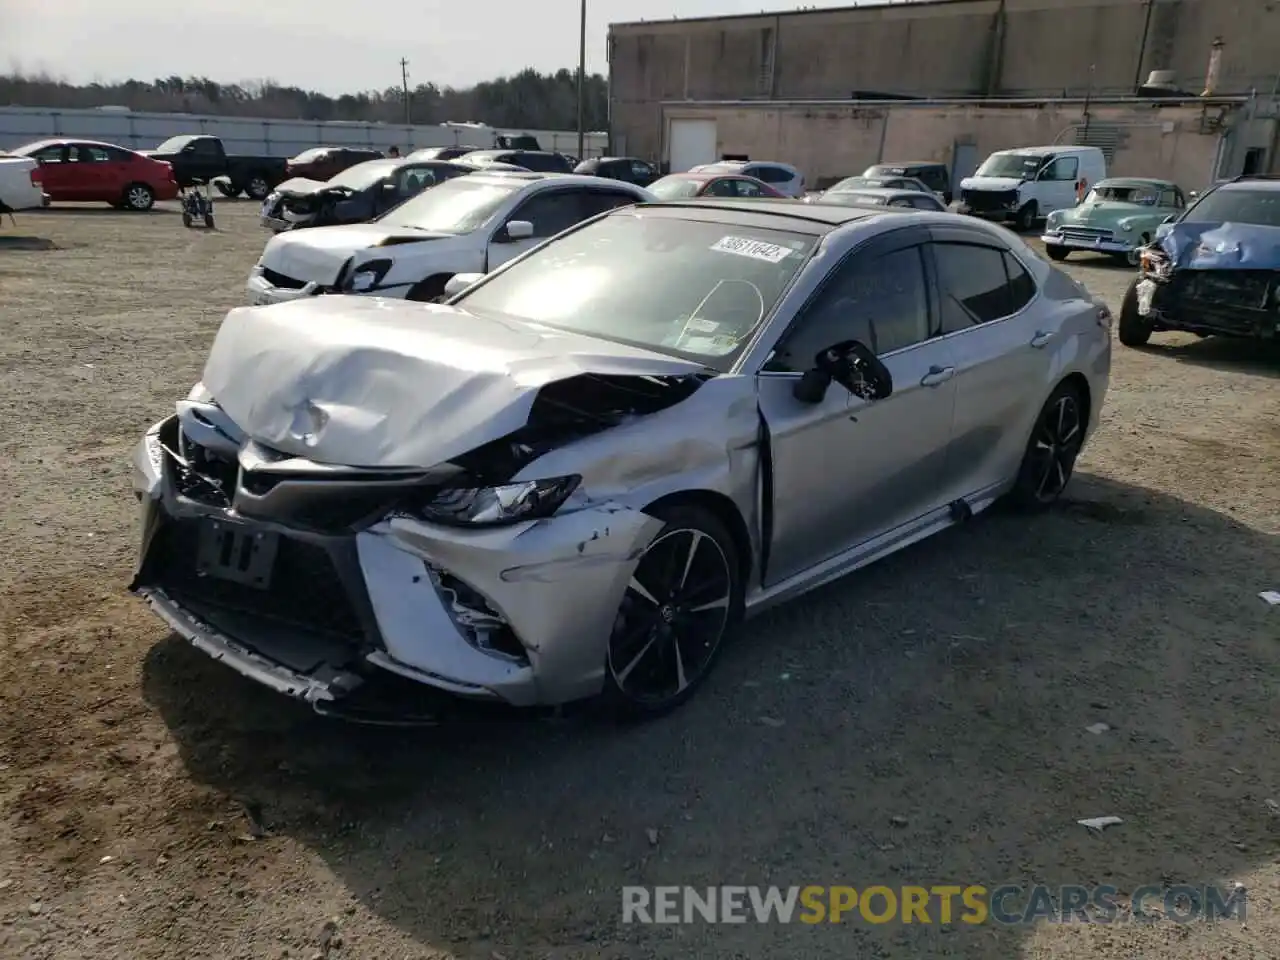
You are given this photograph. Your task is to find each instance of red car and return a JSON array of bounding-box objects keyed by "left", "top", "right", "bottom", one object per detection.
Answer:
[
  {"left": 647, "top": 171, "right": 785, "bottom": 200},
  {"left": 285, "top": 147, "right": 385, "bottom": 181},
  {"left": 14, "top": 139, "right": 179, "bottom": 210}
]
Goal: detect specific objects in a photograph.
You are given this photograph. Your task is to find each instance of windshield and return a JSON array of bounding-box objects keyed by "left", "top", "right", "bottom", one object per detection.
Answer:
[
  {"left": 829, "top": 191, "right": 887, "bottom": 206},
  {"left": 329, "top": 159, "right": 398, "bottom": 189},
  {"left": 648, "top": 176, "right": 704, "bottom": 200},
  {"left": 375, "top": 177, "right": 516, "bottom": 232},
  {"left": 864, "top": 166, "right": 907, "bottom": 177},
  {"left": 154, "top": 135, "right": 195, "bottom": 153},
  {"left": 828, "top": 177, "right": 882, "bottom": 193},
  {"left": 1181, "top": 188, "right": 1280, "bottom": 227},
  {"left": 1086, "top": 184, "right": 1159, "bottom": 205},
  {"left": 457, "top": 211, "right": 817, "bottom": 371},
  {"left": 975, "top": 153, "right": 1047, "bottom": 178}
]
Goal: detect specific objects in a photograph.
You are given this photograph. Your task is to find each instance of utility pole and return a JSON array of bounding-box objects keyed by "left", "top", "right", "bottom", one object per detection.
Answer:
[
  {"left": 400, "top": 58, "right": 411, "bottom": 125},
  {"left": 576, "top": 0, "right": 586, "bottom": 160}
]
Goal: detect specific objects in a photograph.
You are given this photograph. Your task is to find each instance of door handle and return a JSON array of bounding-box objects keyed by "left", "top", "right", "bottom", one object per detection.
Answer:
[
  {"left": 920, "top": 365, "right": 955, "bottom": 387},
  {"left": 1030, "top": 331, "right": 1053, "bottom": 348}
]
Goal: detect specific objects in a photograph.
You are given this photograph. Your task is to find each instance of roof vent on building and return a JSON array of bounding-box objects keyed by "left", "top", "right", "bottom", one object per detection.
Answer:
[{"left": 1138, "top": 69, "right": 1189, "bottom": 98}]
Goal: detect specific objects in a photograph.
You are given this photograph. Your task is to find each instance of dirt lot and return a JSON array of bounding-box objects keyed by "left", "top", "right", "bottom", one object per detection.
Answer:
[{"left": 0, "top": 200, "right": 1278, "bottom": 960}]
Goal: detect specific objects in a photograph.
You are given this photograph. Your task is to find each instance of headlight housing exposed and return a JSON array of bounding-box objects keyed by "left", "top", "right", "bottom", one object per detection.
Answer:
[
  {"left": 1139, "top": 248, "right": 1171, "bottom": 279},
  {"left": 412, "top": 476, "right": 581, "bottom": 526},
  {"left": 344, "top": 258, "right": 393, "bottom": 292}
]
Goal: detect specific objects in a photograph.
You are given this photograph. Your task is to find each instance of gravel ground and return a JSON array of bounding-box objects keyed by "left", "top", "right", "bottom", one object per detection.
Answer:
[{"left": 1, "top": 201, "right": 1278, "bottom": 960}]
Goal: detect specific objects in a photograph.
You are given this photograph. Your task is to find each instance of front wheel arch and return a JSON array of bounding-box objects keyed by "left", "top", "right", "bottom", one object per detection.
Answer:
[
  {"left": 406, "top": 273, "right": 455, "bottom": 302},
  {"left": 643, "top": 490, "right": 753, "bottom": 612}
]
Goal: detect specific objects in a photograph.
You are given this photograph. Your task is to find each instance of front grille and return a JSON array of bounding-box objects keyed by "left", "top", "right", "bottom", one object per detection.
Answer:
[
  {"left": 1059, "top": 226, "right": 1115, "bottom": 243},
  {"left": 962, "top": 189, "right": 1017, "bottom": 212},
  {"left": 1174, "top": 270, "right": 1274, "bottom": 311},
  {"left": 172, "top": 427, "right": 237, "bottom": 508},
  {"left": 261, "top": 267, "right": 306, "bottom": 289},
  {"left": 148, "top": 519, "right": 364, "bottom": 640}
]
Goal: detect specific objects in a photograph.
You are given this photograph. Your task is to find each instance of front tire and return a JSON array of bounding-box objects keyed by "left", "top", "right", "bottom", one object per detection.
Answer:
[
  {"left": 245, "top": 175, "right": 271, "bottom": 201},
  {"left": 123, "top": 183, "right": 155, "bottom": 211},
  {"left": 1014, "top": 201, "right": 1038, "bottom": 233},
  {"left": 600, "top": 504, "right": 740, "bottom": 719},
  {"left": 1117, "top": 278, "right": 1153, "bottom": 347},
  {"left": 1009, "top": 382, "right": 1086, "bottom": 510},
  {"left": 1045, "top": 244, "right": 1069, "bottom": 261}
]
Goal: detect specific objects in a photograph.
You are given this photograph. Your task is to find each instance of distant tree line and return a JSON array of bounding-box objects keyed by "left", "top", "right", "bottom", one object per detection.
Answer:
[{"left": 0, "top": 68, "right": 610, "bottom": 130}]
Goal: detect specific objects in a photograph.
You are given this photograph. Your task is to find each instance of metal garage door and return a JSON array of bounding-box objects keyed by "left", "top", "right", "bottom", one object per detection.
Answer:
[{"left": 668, "top": 119, "right": 718, "bottom": 172}]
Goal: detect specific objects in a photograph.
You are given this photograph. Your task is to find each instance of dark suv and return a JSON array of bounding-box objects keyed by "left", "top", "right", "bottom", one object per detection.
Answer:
[
  {"left": 573, "top": 156, "right": 659, "bottom": 186},
  {"left": 863, "top": 161, "right": 952, "bottom": 204},
  {"left": 458, "top": 150, "right": 574, "bottom": 173}
]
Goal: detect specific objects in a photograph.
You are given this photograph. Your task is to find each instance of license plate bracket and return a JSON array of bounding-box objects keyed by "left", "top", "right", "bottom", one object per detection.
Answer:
[{"left": 196, "top": 519, "right": 278, "bottom": 589}]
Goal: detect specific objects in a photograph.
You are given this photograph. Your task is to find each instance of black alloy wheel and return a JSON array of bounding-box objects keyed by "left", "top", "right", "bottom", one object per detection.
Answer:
[
  {"left": 603, "top": 505, "right": 738, "bottom": 717},
  {"left": 1010, "top": 384, "right": 1085, "bottom": 508}
]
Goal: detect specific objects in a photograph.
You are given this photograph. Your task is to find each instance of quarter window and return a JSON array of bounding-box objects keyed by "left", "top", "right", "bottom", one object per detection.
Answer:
[
  {"left": 933, "top": 242, "right": 1034, "bottom": 332},
  {"left": 769, "top": 246, "right": 931, "bottom": 370}
]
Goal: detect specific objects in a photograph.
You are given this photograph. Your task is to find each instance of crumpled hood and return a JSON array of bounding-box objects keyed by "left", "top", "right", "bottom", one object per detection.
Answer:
[
  {"left": 271, "top": 176, "right": 336, "bottom": 198},
  {"left": 1156, "top": 221, "right": 1280, "bottom": 270},
  {"left": 960, "top": 176, "right": 1023, "bottom": 192},
  {"left": 201, "top": 296, "right": 708, "bottom": 469},
  {"left": 258, "top": 223, "right": 456, "bottom": 285}
]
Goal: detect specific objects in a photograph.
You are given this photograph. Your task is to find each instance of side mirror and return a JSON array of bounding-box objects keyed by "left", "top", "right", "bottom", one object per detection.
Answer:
[
  {"left": 443, "top": 273, "right": 484, "bottom": 298},
  {"left": 792, "top": 340, "right": 893, "bottom": 404},
  {"left": 502, "top": 219, "right": 534, "bottom": 241},
  {"left": 1188, "top": 190, "right": 1199, "bottom": 200}
]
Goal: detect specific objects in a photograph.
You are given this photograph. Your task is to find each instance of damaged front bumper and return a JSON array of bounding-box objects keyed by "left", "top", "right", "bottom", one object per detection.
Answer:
[
  {"left": 130, "top": 419, "right": 662, "bottom": 719},
  {"left": 1135, "top": 259, "right": 1280, "bottom": 339}
]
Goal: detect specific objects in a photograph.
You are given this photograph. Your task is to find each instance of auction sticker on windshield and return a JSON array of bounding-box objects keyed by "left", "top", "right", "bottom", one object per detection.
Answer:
[{"left": 710, "top": 236, "right": 793, "bottom": 263}]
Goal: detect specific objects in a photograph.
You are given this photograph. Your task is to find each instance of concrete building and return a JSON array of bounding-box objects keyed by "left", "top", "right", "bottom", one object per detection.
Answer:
[{"left": 607, "top": 0, "right": 1280, "bottom": 186}]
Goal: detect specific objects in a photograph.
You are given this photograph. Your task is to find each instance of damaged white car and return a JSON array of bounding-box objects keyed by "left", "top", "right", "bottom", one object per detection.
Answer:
[
  {"left": 245, "top": 171, "right": 654, "bottom": 305},
  {"left": 131, "top": 200, "right": 1110, "bottom": 721}
]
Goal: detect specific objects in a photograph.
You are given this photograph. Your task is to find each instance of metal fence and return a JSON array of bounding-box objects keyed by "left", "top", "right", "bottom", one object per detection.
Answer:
[{"left": 0, "top": 106, "right": 611, "bottom": 158}]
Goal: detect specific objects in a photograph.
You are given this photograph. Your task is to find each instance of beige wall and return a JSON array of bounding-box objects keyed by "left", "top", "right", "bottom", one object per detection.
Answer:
[
  {"left": 659, "top": 101, "right": 1233, "bottom": 190},
  {"left": 610, "top": 0, "right": 1280, "bottom": 159}
]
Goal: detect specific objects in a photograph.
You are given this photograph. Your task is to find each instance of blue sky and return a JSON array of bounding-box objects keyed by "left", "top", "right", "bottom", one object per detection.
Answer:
[{"left": 1, "top": 0, "right": 868, "bottom": 93}]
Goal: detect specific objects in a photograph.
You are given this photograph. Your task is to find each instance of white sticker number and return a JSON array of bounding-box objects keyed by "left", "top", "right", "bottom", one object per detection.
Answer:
[{"left": 710, "top": 235, "right": 792, "bottom": 264}]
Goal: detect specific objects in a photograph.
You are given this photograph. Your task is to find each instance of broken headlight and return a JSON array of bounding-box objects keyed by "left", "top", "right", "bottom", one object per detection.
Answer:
[
  {"left": 413, "top": 476, "right": 581, "bottom": 526},
  {"left": 1139, "top": 248, "right": 1171, "bottom": 280},
  {"left": 344, "top": 258, "right": 393, "bottom": 293}
]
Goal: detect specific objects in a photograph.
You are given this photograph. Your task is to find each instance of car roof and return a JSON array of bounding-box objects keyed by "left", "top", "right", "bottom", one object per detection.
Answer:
[
  {"left": 870, "top": 161, "right": 945, "bottom": 168},
  {"left": 1095, "top": 177, "right": 1174, "bottom": 188},
  {"left": 1216, "top": 176, "right": 1280, "bottom": 192},
  {"left": 995, "top": 145, "right": 1101, "bottom": 155},
  {"left": 465, "top": 171, "right": 648, "bottom": 189},
  {"left": 634, "top": 197, "right": 905, "bottom": 230},
  {"left": 17, "top": 138, "right": 130, "bottom": 151}
]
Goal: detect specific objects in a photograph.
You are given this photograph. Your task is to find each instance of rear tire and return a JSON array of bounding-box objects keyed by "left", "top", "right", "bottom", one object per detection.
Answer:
[
  {"left": 1117, "top": 278, "right": 1153, "bottom": 347},
  {"left": 600, "top": 504, "right": 741, "bottom": 720},
  {"left": 1008, "top": 382, "right": 1086, "bottom": 510},
  {"left": 1045, "top": 245, "right": 1069, "bottom": 261},
  {"left": 181, "top": 212, "right": 192, "bottom": 228},
  {"left": 204, "top": 213, "right": 215, "bottom": 229}
]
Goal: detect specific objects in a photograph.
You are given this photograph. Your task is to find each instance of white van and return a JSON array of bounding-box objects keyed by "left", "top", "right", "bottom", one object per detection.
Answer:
[{"left": 952, "top": 146, "right": 1106, "bottom": 232}]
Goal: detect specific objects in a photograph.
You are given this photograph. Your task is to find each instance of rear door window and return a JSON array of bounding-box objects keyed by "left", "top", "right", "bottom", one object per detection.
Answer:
[{"left": 932, "top": 242, "right": 1026, "bottom": 333}]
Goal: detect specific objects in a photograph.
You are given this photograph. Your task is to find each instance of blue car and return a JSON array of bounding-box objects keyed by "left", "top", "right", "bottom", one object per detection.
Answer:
[{"left": 1118, "top": 174, "right": 1280, "bottom": 346}]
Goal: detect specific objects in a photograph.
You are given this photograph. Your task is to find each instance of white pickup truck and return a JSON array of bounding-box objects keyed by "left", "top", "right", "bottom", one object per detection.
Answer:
[{"left": 0, "top": 154, "right": 46, "bottom": 215}]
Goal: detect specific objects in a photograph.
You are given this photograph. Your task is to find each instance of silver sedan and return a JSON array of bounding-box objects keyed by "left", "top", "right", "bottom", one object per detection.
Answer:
[{"left": 129, "top": 200, "right": 1111, "bottom": 721}]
